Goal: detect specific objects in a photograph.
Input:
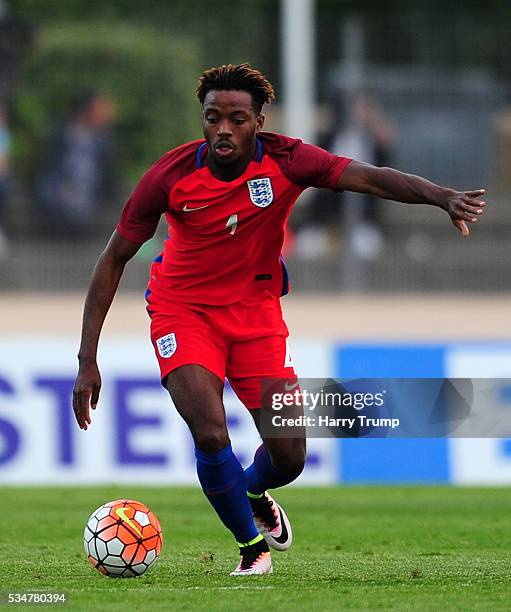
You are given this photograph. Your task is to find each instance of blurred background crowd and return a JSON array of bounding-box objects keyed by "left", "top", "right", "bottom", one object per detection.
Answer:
[{"left": 0, "top": 0, "right": 510, "bottom": 293}]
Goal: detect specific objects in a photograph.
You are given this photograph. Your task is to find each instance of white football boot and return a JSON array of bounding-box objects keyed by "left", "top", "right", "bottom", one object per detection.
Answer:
[
  {"left": 249, "top": 492, "right": 292, "bottom": 551},
  {"left": 230, "top": 542, "right": 273, "bottom": 576}
]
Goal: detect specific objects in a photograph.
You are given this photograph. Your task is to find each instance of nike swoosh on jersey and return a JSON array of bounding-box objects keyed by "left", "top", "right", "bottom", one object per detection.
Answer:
[{"left": 182, "top": 204, "right": 209, "bottom": 212}]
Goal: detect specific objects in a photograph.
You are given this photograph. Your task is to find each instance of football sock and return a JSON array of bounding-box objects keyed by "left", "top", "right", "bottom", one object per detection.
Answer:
[
  {"left": 194, "top": 444, "right": 262, "bottom": 545},
  {"left": 245, "top": 444, "right": 298, "bottom": 496},
  {"left": 238, "top": 537, "right": 270, "bottom": 562}
]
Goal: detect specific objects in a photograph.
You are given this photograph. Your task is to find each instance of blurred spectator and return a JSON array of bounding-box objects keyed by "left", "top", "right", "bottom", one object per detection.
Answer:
[
  {"left": 0, "top": 1, "right": 34, "bottom": 100},
  {"left": 0, "top": 106, "right": 11, "bottom": 258},
  {"left": 0, "top": 102, "right": 9, "bottom": 256},
  {"left": 0, "top": 2, "right": 33, "bottom": 257},
  {"left": 37, "top": 90, "right": 117, "bottom": 237},
  {"left": 295, "top": 93, "right": 396, "bottom": 260},
  {"left": 332, "top": 93, "right": 396, "bottom": 260}
]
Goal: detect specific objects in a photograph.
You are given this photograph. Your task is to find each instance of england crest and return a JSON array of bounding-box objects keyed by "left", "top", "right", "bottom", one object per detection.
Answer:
[
  {"left": 247, "top": 177, "right": 274, "bottom": 208},
  {"left": 156, "top": 333, "right": 177, "bottom": 358}
]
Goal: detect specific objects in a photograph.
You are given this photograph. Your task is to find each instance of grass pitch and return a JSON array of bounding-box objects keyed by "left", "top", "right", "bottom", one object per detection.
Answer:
[{"left": 1, "top": 486, "right": 510, "bottom": 610}]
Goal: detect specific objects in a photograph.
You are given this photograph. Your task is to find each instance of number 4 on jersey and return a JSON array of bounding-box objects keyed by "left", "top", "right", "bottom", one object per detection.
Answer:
[{"left": 225, "top": 213, "right": 238, "bottom": 235}]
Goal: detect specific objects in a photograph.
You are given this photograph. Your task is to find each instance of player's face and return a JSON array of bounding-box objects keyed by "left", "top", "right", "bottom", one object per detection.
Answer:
[{"left": 202, "top": 90, "right": 264, "bottom": 167}]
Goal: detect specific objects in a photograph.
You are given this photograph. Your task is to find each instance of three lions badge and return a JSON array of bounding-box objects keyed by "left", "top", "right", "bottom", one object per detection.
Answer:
[
  {"left": 156, "top": 333, "right": 177, "bottom": 358},
  {"left": 247, "top": 178, "right": 273, "bottom": 208}
]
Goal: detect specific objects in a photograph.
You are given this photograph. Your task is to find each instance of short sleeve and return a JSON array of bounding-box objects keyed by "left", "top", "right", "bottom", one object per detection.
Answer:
[
  {"left": 260, "top": 133, "right": 352, "bottom": 191},
  {"left": 116, "top": 165, "right": 169, "bottom": 243},
  {"left": 286, "top": 141, "right": 352, "bottom": 190}
]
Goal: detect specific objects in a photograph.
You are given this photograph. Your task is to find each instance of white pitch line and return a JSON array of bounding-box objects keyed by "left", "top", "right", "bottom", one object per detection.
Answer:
[{"left": 179, "top": 586, "right": 276, "bottom": 591}]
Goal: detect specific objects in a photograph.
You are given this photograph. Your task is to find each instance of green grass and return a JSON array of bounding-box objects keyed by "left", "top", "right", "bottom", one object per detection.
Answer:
[{"left": 1, "top": 487, "right": 510, "bottom": 610}]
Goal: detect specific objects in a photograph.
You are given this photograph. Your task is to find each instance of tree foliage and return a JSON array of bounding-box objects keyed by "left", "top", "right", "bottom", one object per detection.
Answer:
[{"left": 13, "top": 21, "right": 202, "bottom": 184}]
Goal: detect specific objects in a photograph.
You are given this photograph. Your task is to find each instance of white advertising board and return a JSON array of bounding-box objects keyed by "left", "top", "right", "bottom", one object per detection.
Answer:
[{"left": 0, "top": 338, "right": 337, "bottom": 485}]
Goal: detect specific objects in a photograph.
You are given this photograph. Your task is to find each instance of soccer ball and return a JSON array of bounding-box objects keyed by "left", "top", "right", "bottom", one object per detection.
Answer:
[{"left": 84, "top": 499, "right": 163, "bottom": 578}]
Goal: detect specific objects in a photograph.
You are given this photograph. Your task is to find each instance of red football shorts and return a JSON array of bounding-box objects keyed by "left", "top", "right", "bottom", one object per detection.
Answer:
[{"left": 146, "top": 290, "right": 297, "bottom": 409}]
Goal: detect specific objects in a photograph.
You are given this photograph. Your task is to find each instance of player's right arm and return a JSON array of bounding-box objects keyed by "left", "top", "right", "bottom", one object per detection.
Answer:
[{"left": 72, "top": 230, "right": 143, "bottom": 430}]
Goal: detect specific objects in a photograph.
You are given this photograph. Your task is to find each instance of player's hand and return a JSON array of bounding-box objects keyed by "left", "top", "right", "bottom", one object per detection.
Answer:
[
  {"left": 444, "top": 189, "right": 486, "bottom": 237},
  {"left": 72, "top": 361, "right": 101, "bottom": 431}
]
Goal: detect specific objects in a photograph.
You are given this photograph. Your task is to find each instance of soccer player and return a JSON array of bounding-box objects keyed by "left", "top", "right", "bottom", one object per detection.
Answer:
[{"left": 72, "top": 63, "right": 486, "bottom": 576}]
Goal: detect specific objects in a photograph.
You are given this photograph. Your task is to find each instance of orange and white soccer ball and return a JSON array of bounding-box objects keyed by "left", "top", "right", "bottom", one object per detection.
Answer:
[{"left": 84, "top": 499, "right": 163, "bottom": 578}]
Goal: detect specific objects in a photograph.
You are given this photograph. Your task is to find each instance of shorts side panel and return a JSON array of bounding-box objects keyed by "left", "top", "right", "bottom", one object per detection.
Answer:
[{"left": 228, "top": 335, "right": 297, "bottom": 409}]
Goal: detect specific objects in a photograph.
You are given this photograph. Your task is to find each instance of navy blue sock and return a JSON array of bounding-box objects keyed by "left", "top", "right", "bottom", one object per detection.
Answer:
[
  {"left": 245, "top": 444, "right": 298, "bottom": 496},
  {"left": 195, "top": 444, "right": 261, "bottom": 545}
]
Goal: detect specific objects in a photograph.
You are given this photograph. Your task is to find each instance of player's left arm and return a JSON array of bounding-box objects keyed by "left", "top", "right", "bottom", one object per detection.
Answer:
[{"left": 337, "top": 160, "right": 486, "bottom": 237}]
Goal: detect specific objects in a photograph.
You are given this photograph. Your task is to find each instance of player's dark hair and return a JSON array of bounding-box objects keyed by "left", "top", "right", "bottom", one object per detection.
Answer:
[{"left": 196, "top": 63, "right": 275, "bottom": 114}]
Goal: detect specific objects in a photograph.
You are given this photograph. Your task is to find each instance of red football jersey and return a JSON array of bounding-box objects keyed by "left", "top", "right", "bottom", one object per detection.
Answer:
[{"left": 117, "top": 132, "right": 351, "bottom": 305}]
